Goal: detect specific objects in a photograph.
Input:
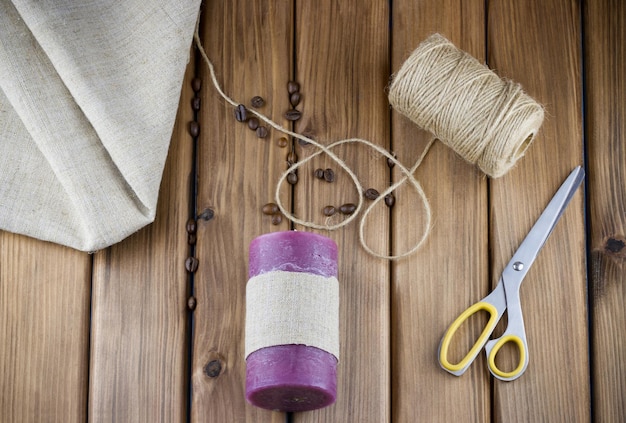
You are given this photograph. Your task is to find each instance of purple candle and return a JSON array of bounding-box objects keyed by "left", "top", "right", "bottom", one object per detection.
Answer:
[{"left": 246, "top": 231, "right": 339, "bottom": 412}]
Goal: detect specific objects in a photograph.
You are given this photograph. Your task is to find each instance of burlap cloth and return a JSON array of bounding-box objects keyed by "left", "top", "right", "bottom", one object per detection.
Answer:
[{"left": 0, "top": 0, "right": 201, "bottom": 251}]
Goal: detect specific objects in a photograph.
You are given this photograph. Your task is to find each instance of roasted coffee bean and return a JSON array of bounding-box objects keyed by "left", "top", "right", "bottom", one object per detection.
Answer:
[
  {"left": 287, "top": 171, "right": 298, "bottom": 185},
  {"left": 262, "top": 203, "right": 279, "bottom": 215},
  {"left": 323, "top": 168, "right": 335, "bottom": 183},
  {"left": 387, "top": 153, "right": 397, "bottom": 169},
  {"left": 271, "top": 214, "right": 283, "bottom": 225},
  {"left": 277, "top": 137, "right": 289, "bottom": 148},
  {"left": 384, "top": 193, "right": 396, "bottom": 207},
  {"left": 189, "top": 121, "right": 200, "bottom": 137},
  {"left": 289, "top": 92, "right": 301, "bottom": 107},
  {"left": 186, "top": 218, "right": 197, "bottom": 234},
  {"left": 187, "top": 296, "right": 197, "bottom": 310},
  {"left": 192, "top": 77, "right": 202, "bottom": 92},
  {"left": 284, "top": 109, "right": 302, "bottom": 121},
  {"left": 314, "top": 168, "right": 325, "bottom": 179},
  {"left": 256, "top": 126, "right": 268, "bottom": 138},
  {"left": 339, "top": 203, "right": 357, "bottom": 215},
  {"left": 234, "top": 104, "right": 248, "bottom": 122},
  {"left": 287, "top": 81, "right": 300, "bottom": 94},
  {"left": 364, "top": 188, "right": 380, "bottom": 200},
  {"left": 188, "top": 233, "right": 197, "bottom": 245},
  {"left": 322, "top": 205, "right": 336, "bottom": 216},
  {"left": 191, "top": 97, "right": 201, "bottom": 111},
  {"left": 247, "top": 117, "right": 260, "bottom": 130},
  {"left": 185, "top": 256, "right": 199, "bottom": 273},
  {"left": 251, "top": 95, "right": 265, "bottom": 108}
]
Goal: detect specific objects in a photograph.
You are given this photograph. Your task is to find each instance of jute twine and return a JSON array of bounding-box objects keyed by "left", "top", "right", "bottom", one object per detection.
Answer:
[
  {"left": 389, "top": 34, "right": 544, "bottom": 178},
  {"left": 194, "top": 21, "right": 543, "bottom": 259},
  {"left": 194, "top": 22, "right": 432, "bottom": 260}
]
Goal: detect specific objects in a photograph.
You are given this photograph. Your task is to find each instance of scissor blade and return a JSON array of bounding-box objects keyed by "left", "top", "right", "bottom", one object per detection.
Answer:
[{"left": 503, "top": 166, "right": 585, "bottom": 283}]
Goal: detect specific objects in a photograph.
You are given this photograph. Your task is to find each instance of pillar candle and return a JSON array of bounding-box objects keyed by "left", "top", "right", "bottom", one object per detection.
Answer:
[{"left": 246, "top": 231, "right": 339, "bottom": 412}]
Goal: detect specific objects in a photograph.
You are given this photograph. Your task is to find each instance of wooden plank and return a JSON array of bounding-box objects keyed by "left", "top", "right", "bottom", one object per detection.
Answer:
[
  {"left": 290, "top": 1, "right": 391, "bottom": 421},
  {"left": 584, "top": 0, "right": 626, "bottom": 420},
  {"left": 192, "top": 1, "right": 292, "bottom": 421},
  {"left": 88, "top": 56, "right": 195, "bottom": 422},
  {"left": 487, "top": 0, "right": 590, "bottom": 420},
  {"left": 0, "top": 235, "right": 91, "bottom": 422},
  {"left": 390, "top": 1, "right": 490, "bottom": 422}
]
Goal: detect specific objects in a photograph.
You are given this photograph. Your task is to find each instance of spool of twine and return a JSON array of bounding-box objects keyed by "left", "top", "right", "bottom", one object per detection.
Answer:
[{"left": 389, "top": 33, "right": 544, "bottom": 178}]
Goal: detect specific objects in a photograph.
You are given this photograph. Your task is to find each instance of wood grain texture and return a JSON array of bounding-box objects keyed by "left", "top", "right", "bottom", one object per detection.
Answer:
[
  {"left": 0, "top": 236, "right": 91, "bottom": 423},
  {"left": 488, "top": 0, "right": 590, "bottom": 421},
  {"left": 291, "top": 1, "right": 391, "bottom": 421},
  {"left": 192, "top": 1, "right": 292, "bottom": 421},
  {"left": 88, "top": 57, "right": 195, "bottom": 423},
  {"left": 584, "top": 0, "right": 626, "bottom": 420},
  {"left": 390, "top": 1, "right": 490, "bottom": 422}
]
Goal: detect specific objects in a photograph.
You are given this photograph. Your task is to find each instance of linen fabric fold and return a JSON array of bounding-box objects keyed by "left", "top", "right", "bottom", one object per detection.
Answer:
[{"left": 0, "top": 0, "right": 201, "bottom": 251}]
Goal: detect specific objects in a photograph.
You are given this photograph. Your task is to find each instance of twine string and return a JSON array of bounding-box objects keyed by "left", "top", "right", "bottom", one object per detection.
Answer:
[{"left": 194, "top": 25, "right": 434, "bottom": 260}]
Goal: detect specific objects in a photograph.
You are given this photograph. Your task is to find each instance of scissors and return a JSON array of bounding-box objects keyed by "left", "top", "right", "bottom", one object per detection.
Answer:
[{"left": 438, "top": 166, "right": 585, "bottom": 381}]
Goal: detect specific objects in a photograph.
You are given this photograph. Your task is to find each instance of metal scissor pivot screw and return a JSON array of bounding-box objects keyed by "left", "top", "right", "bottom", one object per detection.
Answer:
[{"left": 512, "top": 261, "right": 524, "bottom": 271}]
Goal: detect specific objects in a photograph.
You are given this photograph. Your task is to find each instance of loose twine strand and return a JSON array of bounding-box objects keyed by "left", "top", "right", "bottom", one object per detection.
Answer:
[
  {"left": 194, "top": 23, "right": 544, "bottom": 260},
  {"left": 193, "top": 25, "right": 434, "bottom": 261}
]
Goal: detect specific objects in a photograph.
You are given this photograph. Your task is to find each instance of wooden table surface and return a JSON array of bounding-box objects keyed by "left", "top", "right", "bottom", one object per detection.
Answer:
[{"left": 1, "top": 0, "right": 624, "bottom": 422}]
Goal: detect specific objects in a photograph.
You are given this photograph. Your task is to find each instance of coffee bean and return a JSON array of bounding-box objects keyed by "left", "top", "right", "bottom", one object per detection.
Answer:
[
  {"left": 287, "top": 171, "right": 298, "bottom": 185},
  {"left": 384, "top": 193, "right": 396, "bottom": 207},
  {"left": 289, "top": 92, "right": 301, "bottom": 107},
  {"left": 387, "top": 152, "right": 397, "bottom": 169},
  {"left": 277, "top": 137, "right": 289, "bottom": 148},
  {"left": 364, "top": 188, "right": 380, "bottom": 200},
  {"left": 188, "top": 233, "right": 197, "bottom": 245},
  {"left": 186, "top": 218, "right": 197, "bottom": 234},
  {"left": 256, "top": 126, "right": 268, "bottom": 138},
  {"left": 234, "top": 104, "right": 248, "bottom": 122},
  {"left": 192, "top": 77, "right": 202, "bottom": 92},
  {"left": 191, "top": 97, "right": 201, "bottom": 111},
  {"left": 297, "top": 137, "right": 310, "bottom": 147},
  {"left": 322, "top": 205, "right": 336, "bottom": 216},
  {"left": 185, "top": 256, "right": 199, "bottom": 273},
  {"left": 262, "top": 203, "right": 279, "bottom": 215},
  {"left": 248, "top": 117, "right": 259, "bottom": 130},
  {"left": 314, "top": 168, "right": 325, "bottom": 179},
  {"left": 323, "top": 168, "right": 335, "bottom": 183},
  {"left": 287, "top": 81, "right": 300, "bottom": 94},
  {"left": 251, "top": 96, "right": 265, "bottom": 108},
  {"left": 339, "top": 203, "right": 357, "bottom": 215},
  {"left": 271, "top": 214, "right": 283, "bottom": 225},
  {"left": 284, "top": 109, "right": 302, "bottom": 121},
  {"left": 187, "top": 296, "right": 197, "bottom": 310},
  {"left": 189, "top": 121, "right": 200, "bottom": 137}
]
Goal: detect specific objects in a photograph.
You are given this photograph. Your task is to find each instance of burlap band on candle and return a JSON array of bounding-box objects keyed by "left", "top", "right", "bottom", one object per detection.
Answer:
[{"left": 245, "top": 270, "right": 339, "bottom": 360}]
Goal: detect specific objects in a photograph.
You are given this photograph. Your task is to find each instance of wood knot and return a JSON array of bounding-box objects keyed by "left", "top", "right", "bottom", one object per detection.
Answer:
[
  {"left": 197, "top": 208, "right": 214, "bottom": 221},
  {"left": 204, "top": 359, "right": 223, "bottom": 378},
  {"left": 603, "top": 235, "right": 626, "bottom": 258}
]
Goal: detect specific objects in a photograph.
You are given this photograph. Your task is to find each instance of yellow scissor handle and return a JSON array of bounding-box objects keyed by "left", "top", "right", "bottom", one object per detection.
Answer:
[
  {"left": 486, "top": 334, "right": 527, "bottom": 381},
  {"left": 439, "top": 301, "right": 500, "bottom": 375}
]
